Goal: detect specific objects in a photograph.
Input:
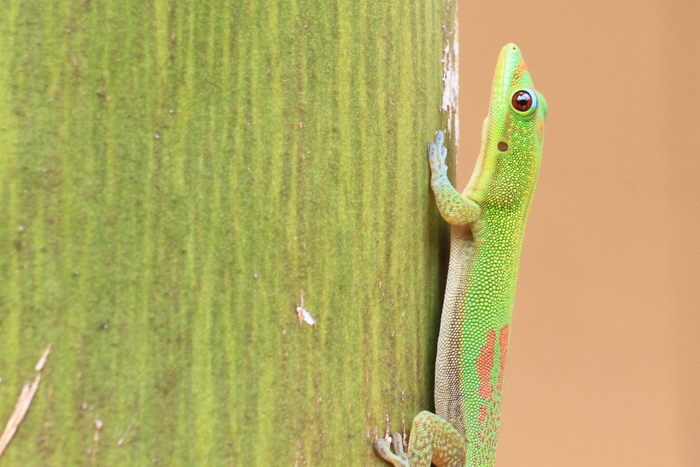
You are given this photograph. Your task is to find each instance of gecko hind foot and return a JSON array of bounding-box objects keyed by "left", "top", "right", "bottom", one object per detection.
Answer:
[{"left": 374, "top": 433, "right": 409, "bottom": 467}]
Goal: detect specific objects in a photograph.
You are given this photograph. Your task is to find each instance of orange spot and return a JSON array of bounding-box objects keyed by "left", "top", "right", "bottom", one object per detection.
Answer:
[
  {"left": 498, "top": 325, "right": 510, "bottom": 394},
  {"left": 477, "top": 329, "right": 496, "bottom": 400}
]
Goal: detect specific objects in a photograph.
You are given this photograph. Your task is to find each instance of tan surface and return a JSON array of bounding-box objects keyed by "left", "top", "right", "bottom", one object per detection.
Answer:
[{"left": 457, "top": 1, "right": 700, "bottom": 465}]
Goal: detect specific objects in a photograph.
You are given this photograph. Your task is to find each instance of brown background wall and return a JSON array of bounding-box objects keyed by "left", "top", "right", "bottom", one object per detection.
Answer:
[{"left": 457, "top": 1, "right": 700, "bottom": 465}]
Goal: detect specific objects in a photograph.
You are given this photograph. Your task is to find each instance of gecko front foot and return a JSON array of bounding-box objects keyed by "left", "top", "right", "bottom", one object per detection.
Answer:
[
  {"left": 428, "top": 130, "right": 449, "bottom": 184},
  {"left": 374, "top": 433, "right": 409, "bottom": 467}
]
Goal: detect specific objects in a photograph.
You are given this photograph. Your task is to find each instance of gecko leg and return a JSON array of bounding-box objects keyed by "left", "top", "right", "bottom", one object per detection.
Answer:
[
  {"left": 375, "top": 411, "right": 466, "bottom": 467},
  {"left": 428, "top": 131, "right": 481, "bottom": 226}
]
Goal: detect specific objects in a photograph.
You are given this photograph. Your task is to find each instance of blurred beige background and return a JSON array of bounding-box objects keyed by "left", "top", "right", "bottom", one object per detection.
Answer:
[{"left": 457, "top": 1, "right": 700, "bottom": 465}]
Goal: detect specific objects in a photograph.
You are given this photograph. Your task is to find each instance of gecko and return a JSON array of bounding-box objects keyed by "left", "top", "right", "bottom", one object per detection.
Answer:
[{"left": 374, "top": 43, "right": 547, "bottom": 467}]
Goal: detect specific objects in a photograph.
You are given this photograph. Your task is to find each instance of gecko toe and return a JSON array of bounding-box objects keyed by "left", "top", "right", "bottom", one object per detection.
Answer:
[
  {"left": 391, "top": 433, "right": 407, "bottom": 457},
  {"left": 428, "top": 141, "right": 437, "bottom": 158},
  {"left": 434, "top": 130, "right": 444, "bottom": 147}
]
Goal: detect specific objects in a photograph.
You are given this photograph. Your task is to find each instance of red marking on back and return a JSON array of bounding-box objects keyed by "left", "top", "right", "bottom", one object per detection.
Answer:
[
  {"left": 477, "top": 329, "right": 496, "bottom": 400},
  {"left": 479, "top": 405, "right": 488, "bottom": 424},
  {"left": 498, "top": 325, "right": 510, "bottom": 394},
  {"left": 477, "top": 405, "right": 491, "bottom": 443}
]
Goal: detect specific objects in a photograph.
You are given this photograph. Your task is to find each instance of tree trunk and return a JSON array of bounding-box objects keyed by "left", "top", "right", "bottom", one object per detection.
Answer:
[{"left": 0, "top": 0, "right": 458, "bottom": 464}]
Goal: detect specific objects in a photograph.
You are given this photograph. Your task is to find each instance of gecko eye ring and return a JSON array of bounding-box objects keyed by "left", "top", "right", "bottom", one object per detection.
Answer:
[{"left": 510, "top": 87, "right": 538, "bottom": 115}]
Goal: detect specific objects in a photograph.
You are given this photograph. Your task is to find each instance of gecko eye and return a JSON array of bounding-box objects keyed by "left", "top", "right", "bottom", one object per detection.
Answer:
[
  {"left": 509, "top": 87, "right": 538, "bottom": 116},
  {"left": 512, "top": 91, "right": 532, "bottom": 111}
]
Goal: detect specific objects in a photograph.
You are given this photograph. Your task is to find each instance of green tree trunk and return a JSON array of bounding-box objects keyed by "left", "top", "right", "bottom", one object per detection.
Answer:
[{"left": 0, "top": 0, "right": 457, "bottom": 464}]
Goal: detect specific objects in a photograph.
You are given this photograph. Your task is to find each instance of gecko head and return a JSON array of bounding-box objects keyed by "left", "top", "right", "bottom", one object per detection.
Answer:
[
  {"left": 471, "top": 43, "right": 546, "bottom": 210},
  {"left": 487, "top": 43, "right": 547, "bottom": 155},
  {"left": 494, "top": 44, "right": 547, "bottom": 120}
]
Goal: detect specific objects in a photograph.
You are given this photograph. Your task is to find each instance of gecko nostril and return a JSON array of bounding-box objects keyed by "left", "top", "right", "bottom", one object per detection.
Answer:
[{"left": 497, "top": 142, "right": 508, "bottom": 152}]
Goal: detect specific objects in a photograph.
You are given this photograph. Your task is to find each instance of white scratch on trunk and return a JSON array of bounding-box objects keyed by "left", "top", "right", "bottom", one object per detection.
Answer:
[
  {"left": 441, "top": 5, "right": 460, "bottom": 153},
  {"left": 0, "top": 345, "right": 52, "bottom": 458}
]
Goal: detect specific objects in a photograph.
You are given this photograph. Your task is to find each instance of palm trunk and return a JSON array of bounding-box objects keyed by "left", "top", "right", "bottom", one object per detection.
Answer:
[{"left": 0, "top": 0, "right": 458, "bottom": 464}]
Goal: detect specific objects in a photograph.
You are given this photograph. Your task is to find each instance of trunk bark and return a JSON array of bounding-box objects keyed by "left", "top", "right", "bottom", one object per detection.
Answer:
[{"left": 0, "top": 0, "right": 458, "bottom": 464}]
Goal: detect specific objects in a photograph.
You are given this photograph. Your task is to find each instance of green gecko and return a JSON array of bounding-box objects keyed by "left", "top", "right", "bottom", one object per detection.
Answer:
[{"left": 374, "top": 44, "right": 547, "bottom": 467}]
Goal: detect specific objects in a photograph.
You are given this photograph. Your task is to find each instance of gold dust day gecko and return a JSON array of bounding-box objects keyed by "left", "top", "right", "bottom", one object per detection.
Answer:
[{"left": 375, "top": 44, "right": 547, "bottom": 467}]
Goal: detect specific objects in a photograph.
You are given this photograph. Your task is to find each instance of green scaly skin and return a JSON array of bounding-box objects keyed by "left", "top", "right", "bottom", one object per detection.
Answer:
[{"left": 375, "top": 44, "right": 547, "bottom": 467}]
